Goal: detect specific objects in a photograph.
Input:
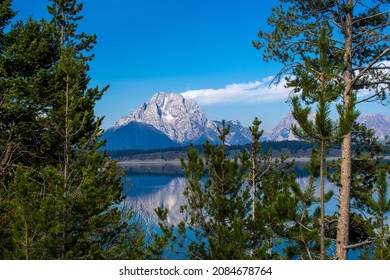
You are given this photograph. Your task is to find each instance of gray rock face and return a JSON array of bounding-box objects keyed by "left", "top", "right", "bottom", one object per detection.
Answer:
[
  {"left": 113, "top": 92, "right": 251, "bottom": 146},
  {"left": 268, "top": 112, "right": 389, "bottom": 142},
  {"left": 357, "top": 114, "right": 390, "bottom": 141},
  {"left": 268, "top": 112, "right": 302, "bottom": 141},
  {"left": 106, "top": 92, "right": 389, "bottom": 150},
  {"left": 213, "top": 120, "right": 252, "bottom": 145},
  {"left": 115, "top": 92, "right": 218, "bottom": 144}
]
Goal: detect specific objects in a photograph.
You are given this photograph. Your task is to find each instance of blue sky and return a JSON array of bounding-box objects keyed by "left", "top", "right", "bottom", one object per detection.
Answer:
[{"left": 12, "top": 0, "right": 390, "bottom": 131}]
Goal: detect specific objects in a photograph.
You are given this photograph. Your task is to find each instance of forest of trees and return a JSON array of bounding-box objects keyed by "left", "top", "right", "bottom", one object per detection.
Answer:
[
  {"left": 1, "top": 0, "right": 389, "bottom": 260},
  {"left": 0, "top": 0, "right": 145, "bottom": 259}
]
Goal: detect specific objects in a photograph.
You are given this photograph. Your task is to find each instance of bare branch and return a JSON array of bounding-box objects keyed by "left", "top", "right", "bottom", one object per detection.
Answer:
[
  {"left": 353, "top": 65, "right": 390, "bottom": 71},
  {"left": 297, "top": 221, "right": 314, "bottom": 232},
  {"left": 350, "top": 47, "right": 390, "bottom": 90},
  {"left": 356, "top": 91, "right": 388, "bottom": 104},
  {"left": 352, "top": 10, "right": 390, "bottom": 25},
  {"left": 344, "top": 239, "right": 375, "bottom": 249}
]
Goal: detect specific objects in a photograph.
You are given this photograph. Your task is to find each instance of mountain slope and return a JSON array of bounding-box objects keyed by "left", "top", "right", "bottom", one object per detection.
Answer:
[
  {"left": 268, "top": 112, "right": 389, "bottom": 142},
  {"left": 268, "top": 112, "right": 302, "bottom": 141},
  {"left": 213, "top": 120, "right": 252, "bottom": 145},
  {"left": 357, "top": 114, "right": 390, "bottom": 140},
  {"left": 114, "top": 92, "right": 219, "bottom": 144},
  {"left": 103, "top": 122, "right": 178, "bottom": 150},
  {"left": 105, "top": 92, "right": 389, "bottom": 149}
]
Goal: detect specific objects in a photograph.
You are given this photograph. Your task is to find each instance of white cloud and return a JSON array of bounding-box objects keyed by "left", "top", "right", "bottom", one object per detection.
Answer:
[
  {"left": 180, "top": 76, "right": 294, "bottom": 105},
  {"left": 355, "top": 60, "right": 390, "bottom": 99}
]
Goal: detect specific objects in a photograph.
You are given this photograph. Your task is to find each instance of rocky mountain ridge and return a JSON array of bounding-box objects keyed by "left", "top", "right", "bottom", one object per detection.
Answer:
[
  {"left": 104, "top": 92, "right": 389, "bottom": 150},
  {"left": 112, "top": 92, "right": 220, "bottom": 144}
]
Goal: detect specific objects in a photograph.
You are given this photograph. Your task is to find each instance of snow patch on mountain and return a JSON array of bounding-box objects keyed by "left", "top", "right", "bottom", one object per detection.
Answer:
[
  {"left": 114, "top": 92, "right": 220, "bottom": 144},
  {"left": 109, "top": 92, "right": 389, "bottom": 149}
]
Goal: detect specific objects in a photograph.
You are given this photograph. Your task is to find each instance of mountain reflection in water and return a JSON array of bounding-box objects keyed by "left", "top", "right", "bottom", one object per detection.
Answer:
[
  {"left": 122, "top": 161, "right": 389, "bottom": 260},
  {"left": 123, "top": 162, "right": 342, "bottom": 225}
]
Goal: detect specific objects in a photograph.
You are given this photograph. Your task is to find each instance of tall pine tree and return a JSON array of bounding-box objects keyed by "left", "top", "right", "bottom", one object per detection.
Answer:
[
  {"left": 180, "top": 121, "right": 252, "bottom": 259},
  {"left": 154, "top": 119, "right": 300, "bottom": 259},
  {"left": 290, "top": 27, "right": 358, "bottom": 259},
  {"left": 254, "top": 0, "right": 390, "bottom": 259},
  {"left": 327, "top": 123, "right": 390, "bottom": 259},
  {"left": 0, "top": 0, "right": 143, "bottom": 259}
]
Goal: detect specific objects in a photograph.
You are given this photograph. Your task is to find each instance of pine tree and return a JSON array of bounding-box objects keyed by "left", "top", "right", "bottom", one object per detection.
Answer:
[
  {"left": 365, "top": 167, "right": 390, "bottom": 259},
  {"left": 0, "top": 0, "right": 16, "bottom": 258},
  {"left": 290, "top": 27, "right": 358, "bottom": 259},
  {"left": 180, "top": 121, "right": 252, "bottom": 259},
  {"left": 327, "top": 124, "right": 390, "bottom": 258},
  {"left": 0, "top": 4, "right": 58, "bottom": 258},
  {"left": 36, "top": 0, "right": 134, "bottom": 259},
  {"left": 0, "top": 17, "right": 58, "bottom": 178},
  {"left": 286, "top": 149, "right": 335, "bottom": 260},
  {"left": 247, "top": 118, "right": 299, "bottom": 259},
  {"left": 254, "top": 0, "right": 390, "bottom": 259},
  {"left": 0, "top": 0, "right": 143, "bottom": 259},
  {"left": 152, "top": 119, "right": 299, "bottom": 259}
]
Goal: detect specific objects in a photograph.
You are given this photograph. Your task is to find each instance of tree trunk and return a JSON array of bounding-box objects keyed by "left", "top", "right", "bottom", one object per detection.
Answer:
[
  {"left": 62, "top": 73, "right": 70, "bottom": 260},
  {"left": 320, "top": 140, "right": 325, "bottom": 260},
  {"left": 24, "top": 219, "right": 29, "bottom": 260},
  {"left": 251, "top": 155, "right": 256, "bottom": 223},
  {"left": 336, "top": 0, "right": 353, "bottom": 260},
  {"left": 336, "top": 132, "right": 352, "bottom": 259}
]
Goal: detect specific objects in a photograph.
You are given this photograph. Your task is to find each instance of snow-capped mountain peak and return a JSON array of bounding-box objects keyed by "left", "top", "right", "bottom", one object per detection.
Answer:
[
  {"left": 105, "top": 94, "right": 389, "bottom": 150},
  {"left": 114, "top": 92, "right": 218, "bottom": 144}
]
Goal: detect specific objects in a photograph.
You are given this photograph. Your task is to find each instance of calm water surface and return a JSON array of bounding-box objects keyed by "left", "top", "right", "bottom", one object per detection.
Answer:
[{"left": 122, "top": 162, "right": 389, "bottom": 259}]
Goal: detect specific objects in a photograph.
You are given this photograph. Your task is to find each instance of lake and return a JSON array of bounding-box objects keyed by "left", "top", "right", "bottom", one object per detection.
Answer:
[
  {"left": 122, "top": 161, "right": 340, "bottom": 224},
  {"left": 121, "top": 160, "right": 389, "bottom": 259}
]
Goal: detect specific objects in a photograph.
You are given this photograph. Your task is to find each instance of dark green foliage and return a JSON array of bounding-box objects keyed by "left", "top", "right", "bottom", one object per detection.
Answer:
[
  {"left": 250, "top": 157, "right": 299, "bottom": 259},
  {"left": 247, "top": 118, "right": 299, "bottom": 259},
  {"left": 253, "top": 0, "right": 390, "bottom": 98},
  {"left": 180, "top": 121, "right": 252, "bottom": 259},
  {"left": 48, "top": 0, "right": 96, "bottom": 58},
  {"left": 254, "top": 0, "right": 389, "bottom": 259},
  {"left": 327, "top": 124, "right": 390, "bottom": 258},
  {"left": 364, "top": 168, "right": 390, "bottom": 259},
  {"left": 152, "top": 119, "right": 300, "bottom": 260},
  {"left": 0, "top": 0, "right": 144, "bottom": 259},
  {"left": 328, "top": 124, "right": 390, "bottom": 211},
  {"left": 290, "top": 26, "right": 354, "bottom": 260},
  {"left": 285, "top": 149, "right": 336, "bottom": 260},
  {"left": 0, "top": 18, "right": 58, "bottom": 176},
  {"left": 0, "top": 0, "right": 14, "bottom": 43}
]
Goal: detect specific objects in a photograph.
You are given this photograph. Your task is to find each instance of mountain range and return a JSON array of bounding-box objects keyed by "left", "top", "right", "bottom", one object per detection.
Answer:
[{"left": 103, "top": 92, "right": 390, "bottom": 150}]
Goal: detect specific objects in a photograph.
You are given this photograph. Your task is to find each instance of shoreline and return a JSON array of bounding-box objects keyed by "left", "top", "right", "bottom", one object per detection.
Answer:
[
  {"left": 117, "top": 156, "right": 390, "bottom": 166},
  {"left": 117, "top": 159, "right": 183, "bottom": 166}
]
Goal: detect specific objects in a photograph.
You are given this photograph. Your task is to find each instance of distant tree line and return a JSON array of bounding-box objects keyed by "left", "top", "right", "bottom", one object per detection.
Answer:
[{"left": 106, "top": 140, "right": 317, "bottom": 160}]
